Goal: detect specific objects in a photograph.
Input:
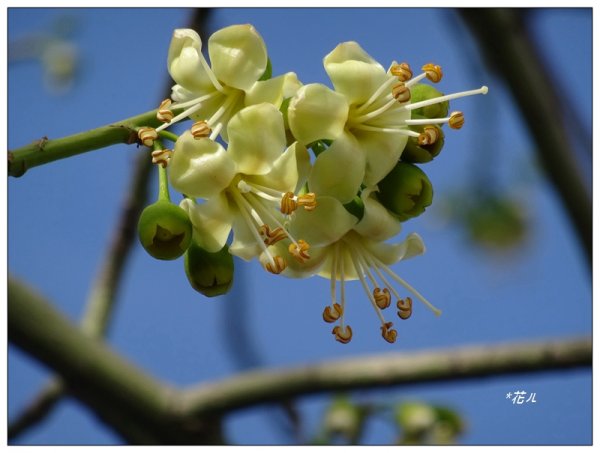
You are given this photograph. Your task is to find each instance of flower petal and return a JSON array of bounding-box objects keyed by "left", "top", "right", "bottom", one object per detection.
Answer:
[
  {"left": 208, "top": 24, "right": 267, "bottom": 92},
  {"left": 324, "top": 41, "right": 389, "bottom": 106},
  {"left": 289, "top": 196, "right": 358, "bottom": 248},
  {"left": 170, "top": 131, "right": 237, "bottom": 199},
  {"left": 366, "top": 232, "right": 426, "bottom": 266},
  {"left": 180, "top": 196, "right": 233, "bottom": 253},
  {"left": 352, "top": 129, "right": 406, "bottom": 186},
  {"left": 288, "top": 83, "right": 348, "bottom": 145},
  {"left": 308, "top": 132, "right": 365, "bottom": 203},
  {"left": 167, "top": 29, "right": 214, "bottom": 93},
  {"left": 245, "top": 72, "right": 302, "bottom": 108},
  {"left": 353, "top": 187, "right": 402, "bottom": 241},
  {"left": 227, "top": 103, "right": 286, "bottom": 175}
]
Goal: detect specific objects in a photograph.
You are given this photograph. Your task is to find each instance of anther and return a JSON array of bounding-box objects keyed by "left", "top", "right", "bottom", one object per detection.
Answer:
[
  {"left": 259, "top": 225, "right": 287, "bottom": 246},
  {"left": 264, "top": 255, "right": 287, "bottom": 275},
  {"left": 417, "top": 126, "right": 441, "bottom": 146},
  {"left": 392, "top": 82, "right": 411, "bottom": 103},
  {"left": 191, "top": 120, "right": 212, "bottom": 139},
  {"left": 449, "top": 111, "right": 464, "bottom": 129},
  {"left": 381, "top": 321, "right": 397, "bottom": 343},
  {"left": 137, "top": 127, "right": 158, "bottom": 147},
  {"left": 397, "top": 297, "right": 413, "bottom": 320},
  {"left": 157, "top": 99, "right": 174, "bottom": 123},
  {"left": 297, "top": 193, "right": 317, "bottom": 211},
  {"left": 422, "top": 63, "right": 443, "bottom": 83},
  {"left": 280, "top": 191, "right": 297, "bottom": 214},
  {"left": 151, "top": 149, "right": 173, "bottom": 168},
  {"left": 289, "top": 239, "right": 310, "bottom": 263},
  {"left": 373, "top": 287, "right": 391, "bottom": 309},
  {"left": 390, "top": 62, "right": 413, "bottom": 82},
  {"left": 332, "top": 325, "right": 353, "bottom": 344},
  {"left": 323, "top": 303, "right": 343, "bottom": 323}
]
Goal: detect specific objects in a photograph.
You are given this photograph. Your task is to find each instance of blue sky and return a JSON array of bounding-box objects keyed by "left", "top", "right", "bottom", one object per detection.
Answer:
[{"left": 7, "top": 7, "right": 592, "bottom": 445}]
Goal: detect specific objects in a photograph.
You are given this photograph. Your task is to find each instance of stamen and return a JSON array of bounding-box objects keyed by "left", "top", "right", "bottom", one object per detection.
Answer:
[
  {"left": 392, "top": 82, "right": 411, "bottom": 103},
  {"left": 421, "top": 63, "right": 443, "bottom": 83},
  {"left": 280, "top": 191, "right": 297, "bottom": 214},
  {"left": 332, "top": 325, "right": 353, "bottom": 344},
  {"left": 355, "top": 75, "right": 399, "bottom": 114},
  {"left": 417, "top": 126, "right": 441, "bottom": 146},
  {"left": 390, "top": 62, "right": 413, "bottom": 82},
  {"left": 191, "top": 120, "right": 212, "bottom": 139},
  {"left": 403, "top": 86, "right": 488, "bottom": 112},
  {"left": 373, "top": 288, "right": 391, "bottom": 309},
  {"left": 448, "top": 111, "right": 465, "bottom": 130},
  {"left": 289, "top": 239, "right": 310, "bottom": 263},
  {"left": 352, "top": 124, "right": 421, "bottom": 136},
  {"left": 280, "top": 192, "right": 318, "bottom": 214},
  {"left": 157, "top": 99, "right": 174, "bottom": 123},
  {"left": 151, "top": 149, "right": 173, "bottom": 168},
  {"left": 323, "top": 303, "right": 343, "bottom": 323},
  {"left": 264, "top": 255, "right": 287, "bottom": 274},
  {"left": 259, "top": 224, "right": 287, "bottom": 246},
  {"left": 137, "top": 127, "right": 158, "bottom": 147},
  {"left": 397, "top": 297, "right": 413, "bottom": 320},
  {"left": 297, "top": 193, "right": 317, "bottom": 211},
  {"left": 380, "top": 321, "right": 397, "bottom": 343}
]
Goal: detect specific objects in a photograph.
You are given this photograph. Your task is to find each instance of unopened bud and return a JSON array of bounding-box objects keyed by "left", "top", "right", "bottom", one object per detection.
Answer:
[
  {"left": 376, "top": 162, "right": 433, "bottom": 222},
  {"left": 137, "top": 201, "right": 193, "bottom": 260},
  {"left": 409, "top": 84, "right": 449, "bottom": 119},
  {"left": 402, "top": 124, "right": 445, "bottom": 163},
  {"left": 184, "top": 242, "right": 234, "bottom": 297}
]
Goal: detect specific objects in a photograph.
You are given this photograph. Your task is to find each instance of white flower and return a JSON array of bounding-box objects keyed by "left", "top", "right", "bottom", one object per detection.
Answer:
[
  {"left": 169, "top": 103, "right": 312, "bottom": 270},
  {"left": 158, "top": 25, "right": 301, "bottom": 140}
]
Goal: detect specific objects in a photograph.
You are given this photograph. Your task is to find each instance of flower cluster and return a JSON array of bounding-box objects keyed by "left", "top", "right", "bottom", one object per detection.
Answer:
[{"left": 136, "top": 24, "right": 488, "bottom": 344}]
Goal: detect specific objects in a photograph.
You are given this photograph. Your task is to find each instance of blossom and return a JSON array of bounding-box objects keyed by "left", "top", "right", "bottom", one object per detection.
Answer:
[
  {"left": 157, "top": 25, "right": 301, "bottom": 140},
  {"left": 262, "top": 191, "right": 441, "bottom": 343},
  {"left": 169, "top": 103, "right": 314, "bottom": 271},
  {"left": 288, "top": 41, "right": 488, "bottom": 195}
]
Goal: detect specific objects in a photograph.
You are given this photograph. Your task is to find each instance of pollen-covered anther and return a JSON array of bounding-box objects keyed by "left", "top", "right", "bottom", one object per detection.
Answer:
[
  {"left": 157, "top": 99, "right": 174, "bottom": 123},
  {"left": 390, "top": 62, "right": 413, "bottom": 82},
  {"left": 381, "top": 321, "right": 398, "bottom": 343},
  {"left": 191, "top": 120, "right": 212, "bottom": 139},
  {"left": 392, "top": 82, "right": 411, "bottom": 103},
  {"left": 289, "top": 239, "right": 310, "bottom": 263},
  {"left": 297, "top": 193, "right": 317, "bottom": 211},
  {"left": 151, "top": 149, "right": 173, "bottom": 168},
  {"left": 417, "top": 126, "right": 440, "bottom": 146},
  {"left": 449, "top": 111, "right": 465, "bottom": 130},
  {"left": 422, "top": 63, "right": 443, "bottom": 83},
  {"left": 397, "top": 297, "right": 413, "bottom": 320},
  {"left": 373, "top": 287, "right": 391, "bottom": 309},
  {"left": 332, "top": 325, "right": 353, "bottom": 344},
  {"left": 264, "top": 255, "right": 287, "bottom": 275},
  {"left": 137, "top": 127, "right": 158, "bottom": 147},
  {"left": 280, "top": 191, "right": 298, "bottom": 214},
  {"left": 259, "top": 224, "right": 287, "bottom": 246},
  {"left": 323, "top": 303, "right": 343, "bottom": 323}
]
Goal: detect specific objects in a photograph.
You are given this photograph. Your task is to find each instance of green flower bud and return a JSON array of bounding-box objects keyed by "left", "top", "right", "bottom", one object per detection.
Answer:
[
  {"left": 376, "top": 162, "right": 433, "bottom": 221},
  {"left": 323, "top": 395, "right": 366, "bottom": 443},
  {"left": 402, "top": 123, "right": 445, "bottom": 163},
  {"left": 410, "top": 84, "right": 449, "bottom": 119},
  {"left": 184, "top": 242, "right": 234, "bottom": 297},
  {"left": 137, "top": 200, "right": 192, "bottom": 260}
]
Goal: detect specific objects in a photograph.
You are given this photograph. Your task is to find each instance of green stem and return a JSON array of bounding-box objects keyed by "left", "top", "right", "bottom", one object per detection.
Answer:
[
  {"left": 153, "top": 139, "right": 171, "bottom": 203},
  {"left": 158, "top": 130, "right": 180, "bottom": 143},
  {"left": 8, "top": 108, "right": 181, "bottom": 178}
]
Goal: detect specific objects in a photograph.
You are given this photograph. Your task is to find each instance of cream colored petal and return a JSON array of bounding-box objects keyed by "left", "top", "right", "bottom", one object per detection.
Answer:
[
  {"left": 353, "top": 188, "right": 402, "bottom": 241},
  {"left": 170, "top": 131, "right": 237, "bottom": 199},
  {"left": 324, "top": 41, "right": 390, "bottom": 106},
  {"left": 289, "top": 196, "right": 357, "bottom": 248},
  {"left": 352, "top": 129, "right": 406, "bottom": 186},
  {"left": 227, "top": 103, "right": 286, "bottom": 175},
  {"left": 208, "top": 24, "right": 267, "bottom": 92},
  {"left": 366, "top": 232, "right": 426, "bottom": 266},
  {"left": 308, "top": 132, "right": 365, "bottom": 204},
  {"left": 245, "top": 72, "right": 302, "bottom": 108},
  {"left": 228, "top": 213, "right": 264, "bottom": 261},
  {"left": 180, "top": 196, "right": 233, "bottom": 253},
  {"left": 288, "top": 84, "right": 348, "bottom": 145},
  {"left": 167, "top": 29, "right": 214, "bottom": 93}
]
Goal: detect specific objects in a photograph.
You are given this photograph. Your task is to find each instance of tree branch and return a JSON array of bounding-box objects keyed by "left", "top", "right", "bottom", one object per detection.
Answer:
[
  {"left": 458, "top": 8, "right": 592, "bottom": 269},
  {"left": 8, "top": 274, "right": 591, "bottom": 443}
]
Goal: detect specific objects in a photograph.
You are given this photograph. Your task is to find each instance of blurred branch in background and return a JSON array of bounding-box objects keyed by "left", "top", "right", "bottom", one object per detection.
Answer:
[
  {"left": 8, "top": 274, "right": 591, "bottom": 443},
  {"left": 458, "top": 8, "right": 592, "bottom": 270},
  {"left": 7, "top": 8, "right": 212, "bottom": 442}
]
